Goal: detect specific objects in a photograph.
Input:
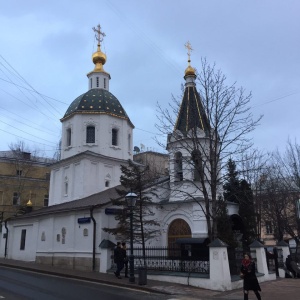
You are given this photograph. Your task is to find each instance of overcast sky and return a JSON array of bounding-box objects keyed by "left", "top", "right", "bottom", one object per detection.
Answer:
[{"left": 0, "top": 0, "right": 299, "bottom": 158}]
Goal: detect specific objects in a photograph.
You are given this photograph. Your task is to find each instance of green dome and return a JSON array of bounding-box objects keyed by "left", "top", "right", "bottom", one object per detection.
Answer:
[{"left": 61, "top": 88, "right": 131, "bottom": 122}]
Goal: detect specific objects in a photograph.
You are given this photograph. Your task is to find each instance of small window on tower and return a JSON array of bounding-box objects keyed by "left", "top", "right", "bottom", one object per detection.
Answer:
[
  {"left": 90, "top": 78, "right": 92, "bottom": 89},
  {"left": 64, "top": 177, "right": 68, "bottom": 196},
  {"left": 128, "top": 134, "right": 131, "bottom": 152},
  {"left": 112, "top": 128, "right": 118, "bottom": 146},
  {"left": 86, "top": 126, "right": 95, "bottom": 143},
  {"left": 67, "top": 128, "right": 72, "bottom": 146},
  {"left": 104, "top": 78, "right": 106, "bottom": 89},
  {"left": 96, "top": 77, "right": 99, "bottom": 87}
]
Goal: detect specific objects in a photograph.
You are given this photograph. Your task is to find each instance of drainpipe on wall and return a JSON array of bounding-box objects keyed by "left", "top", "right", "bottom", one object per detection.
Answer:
[
  {"left": 90, "top": 206, "right": 96, "bottom": 271},
  {"left": 4, "top": 220, "right": 9, "bottom": 258}
]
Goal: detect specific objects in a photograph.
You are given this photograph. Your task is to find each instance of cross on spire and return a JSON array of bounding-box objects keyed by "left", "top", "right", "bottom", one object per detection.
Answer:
[
  {"left": 93, "top": 24, "right": 106, "bottom": 45},
  {"left": 184, "top": 41, "right": 193, "bottom": 63}
]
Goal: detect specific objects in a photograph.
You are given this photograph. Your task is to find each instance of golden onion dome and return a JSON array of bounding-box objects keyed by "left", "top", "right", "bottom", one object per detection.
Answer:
[
  {"left": 92, "top": 45, "right": 107, "bottom": 72},
  {"left": 185, "top": 64, "right": 196, "bottom": 76}
]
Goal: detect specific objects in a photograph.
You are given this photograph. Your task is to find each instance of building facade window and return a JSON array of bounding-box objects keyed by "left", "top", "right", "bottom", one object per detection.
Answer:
[
  {"left": 90, "top": 78, "right": 92, "bottom": 89},
  {"left": 13, "top": 192, "right": 20, "bottom": 206},
  {"left": 66, "top": 128, "right": 72, "bottom": 146},
  {"left": 86, "top": 126, "right": 95, "bottom": 143},
  {"left": 20, "top": 229, "right": 26, "bottom": 250},
  {"left": 96, "top": 77, "right": 99, "bottom": 87},
  {"left": 265, "top": 221, "right": 273, "bottom": 234},
  {"left": 112, "top": 128, "right": 118, "bottom": 146},
  {"left": 44, "top": 195, "right": 49, "bottom": 207},
  {"left": 104, "top": 78, "right": 106, "bottom": 89},
  {"left": 16, "top": 170, "right": 22, "bottom": 176}
]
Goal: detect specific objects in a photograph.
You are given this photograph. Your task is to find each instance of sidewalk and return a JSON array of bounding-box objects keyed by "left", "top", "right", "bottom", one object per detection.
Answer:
[{"left": 0, "top": 258, "right": 299, "bottom": 299}]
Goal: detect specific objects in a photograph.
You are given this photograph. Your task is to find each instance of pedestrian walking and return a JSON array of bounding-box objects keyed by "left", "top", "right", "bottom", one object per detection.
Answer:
[
  {"left": 240, "top": 253, "right": 262, "bottom": 300},
  {"left": 122, "top": 242, "right": 129, "bottom": 278},
  {"left": 113, "top": 242, "right": 124, "bottom": 279}
]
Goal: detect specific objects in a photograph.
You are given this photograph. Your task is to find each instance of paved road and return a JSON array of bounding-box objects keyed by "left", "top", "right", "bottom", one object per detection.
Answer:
[
  {"left": 0, "top": 267, "right": 170, "bottom": 300},
  {"left": 0, "top": 259, "right": 300, "bottom": 300}
]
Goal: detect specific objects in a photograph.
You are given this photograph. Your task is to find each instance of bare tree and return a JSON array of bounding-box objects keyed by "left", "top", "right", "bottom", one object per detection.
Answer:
[
  {"left": 156, "top": 58, "right": 262, "bottom": 240},
  {"left": 261, "top": 140, "right": 300, "bottom": 245},
  {"left": 259, "top": 163, "right": 299, "bottom": 243}
]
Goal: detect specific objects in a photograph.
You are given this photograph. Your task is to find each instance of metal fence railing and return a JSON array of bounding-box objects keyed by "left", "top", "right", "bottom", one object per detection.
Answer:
[
  {"left": 290, "top": 247, "right": 300, "bottom": 262},
  {"left": 111, "top": 246, "right": 209, "bottom": 274}
]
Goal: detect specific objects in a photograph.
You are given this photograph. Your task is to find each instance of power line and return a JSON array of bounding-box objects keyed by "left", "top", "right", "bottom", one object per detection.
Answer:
[{"left": 0, "top": 77, "right": 68, "bottom": 105}]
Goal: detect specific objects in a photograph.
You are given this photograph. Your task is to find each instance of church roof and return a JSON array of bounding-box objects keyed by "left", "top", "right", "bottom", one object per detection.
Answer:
[
  {"left": 174, "top": 85, "right": 210, "bottom": 135},
  {"left": 61, "top": 88, "right": 132, "bottom": 125},
  {"left": 9, "top": 185, "right": 125, "bottom": 220}
]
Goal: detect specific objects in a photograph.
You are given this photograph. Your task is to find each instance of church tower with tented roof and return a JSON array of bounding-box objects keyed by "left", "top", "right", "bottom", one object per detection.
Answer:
[
  {"left": 167, "top": 42, "right": 211, "bottom": 202},
  {"left": 49, "top": 25, "right": 134, "bottom": 206}
]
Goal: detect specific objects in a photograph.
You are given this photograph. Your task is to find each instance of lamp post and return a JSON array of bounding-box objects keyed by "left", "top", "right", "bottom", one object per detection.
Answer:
[{"left": 125, "top": 191, "right": 137, "bottom": 283}]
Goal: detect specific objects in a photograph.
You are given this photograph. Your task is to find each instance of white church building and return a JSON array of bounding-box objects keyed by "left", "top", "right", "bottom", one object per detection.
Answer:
[{"left": 0, "top": 25, "right": 239, "bottom": 275}]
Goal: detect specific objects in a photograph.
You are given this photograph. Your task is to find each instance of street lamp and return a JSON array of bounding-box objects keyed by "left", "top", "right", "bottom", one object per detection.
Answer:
[{"left": 125, "top": 191, "right": 137, "bottom": 283}]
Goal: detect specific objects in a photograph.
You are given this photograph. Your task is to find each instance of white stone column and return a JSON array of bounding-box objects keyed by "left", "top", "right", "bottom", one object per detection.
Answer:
[
  {"left": 249, "top": 240, "right": 269, "bottom": 280},
  {"left": 209, "top": 238, "right": 232, "bottom": 291},
  {"left": 99, "top": 240, "right": 115, "bottom": 273},
  {"left": 277, "top": 240, "right": 290, "bottom": 261},
  {"left": 277, "top": 240, "right": 290, "bottom": 278}
]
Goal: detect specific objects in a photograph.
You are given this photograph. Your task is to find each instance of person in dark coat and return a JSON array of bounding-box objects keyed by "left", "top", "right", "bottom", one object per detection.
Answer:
[
  {"left": 113, "top": 242, "right": 124, "bottom": 279},
  {"left": 122, "top": 242, "right": 129, "bottom": 278},
  {"left": 240, "top": 253, "right": 262, "bottom": 300},
  {"left": 285, "top": 254, "right": 296, "bottom": 278}
]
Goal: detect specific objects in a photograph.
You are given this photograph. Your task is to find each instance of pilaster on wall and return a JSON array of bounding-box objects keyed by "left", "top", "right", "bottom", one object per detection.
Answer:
[{"left": 208, "top": 238, "right": 232, "bottom": 291}]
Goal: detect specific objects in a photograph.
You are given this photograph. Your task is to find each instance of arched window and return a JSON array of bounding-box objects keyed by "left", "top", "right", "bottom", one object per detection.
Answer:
[
  {"left": 66, "top": 128, "right": 71, "bottom": 147},
  {"left": 174, "top": 152, "right": 183, "bottom": 181},
  {"left": 112, "top": 128, "right": 118, "bottom": 146},
  {"left": 86, "top": 126, "right": 95, "bottom": 143},
  {"left": 192, "top": 149, "right": 202, "bottom": 181}
]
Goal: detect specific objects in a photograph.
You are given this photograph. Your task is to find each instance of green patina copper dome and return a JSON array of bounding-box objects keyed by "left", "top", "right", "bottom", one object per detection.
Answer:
[{"left": 61, "top": 88, "right": 132, "bottom": 124}]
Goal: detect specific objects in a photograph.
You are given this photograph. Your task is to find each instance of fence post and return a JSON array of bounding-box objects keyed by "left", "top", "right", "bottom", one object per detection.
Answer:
[
  {"left": 249, "top": 240, "right": 269, "bottom": 279},
  {"left": 208, "top": 238, "right": 231, "bottom": 291}
]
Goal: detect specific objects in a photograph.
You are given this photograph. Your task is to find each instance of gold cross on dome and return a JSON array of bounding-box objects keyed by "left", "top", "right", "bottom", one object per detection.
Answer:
[
  {"left": 93, "top": 24, "right": 106, "bottom": 44},
  {"left": 184, "top": 41, "right": 193, "bottom": 61}
]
